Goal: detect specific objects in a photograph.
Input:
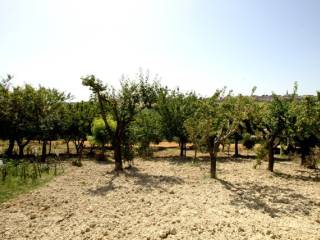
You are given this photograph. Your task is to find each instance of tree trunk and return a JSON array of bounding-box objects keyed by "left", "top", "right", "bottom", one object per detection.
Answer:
[
  {"left": 74, "top": 141, "right": 80, "bottom": 155},
  {"left": 48, "top": 141, "right": 52, "bottom": 155},
  {"left": 180, "top": 140, "right": 186, "bottom": 157},
  {"left": 234, "top": 137, "right": 239, "bottom": 157},
  {"left": 301, "top": 153, "right": 307, "bottom": 166},
  {"left": 114, "top": 140, "right": 123, "bottom": 171},
  {"left": 41, "top": 140, "right": 47, "bottom": 162},
  {"left": 268, "top": 138, "right": 275, "bottom": 172},
  {"left": 66, "top": 140, "right": 70, "bottom": 154},
  {"left": 300, "top": 141, "right": 309, "bottom": 166},
  {"left": 184, "top": 144, "right": 187, "bottom": 156},
  {"left": 18, "top": 145, "right": 24, "bottom": 157},
  {"left": 78, "top": 142, "right": 84, "bottom": 163},
  {"left": 89, "top": 144, "right": 95, "bottom": 155},
  {"left": 17, "top": 139, "right": 30, "bottom": 158},
  {"left": 210, "top": 151, "right": 217, "bottom": 178},
  {"left": 5, "top": 138, "right": 15, "bottom": 156},
  {"left": 209, "top": 143, "right": 219, "bottom": 179}
]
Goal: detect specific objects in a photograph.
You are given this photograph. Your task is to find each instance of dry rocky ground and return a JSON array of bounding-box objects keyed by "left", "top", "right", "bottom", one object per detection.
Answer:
[{"left": 0, "top": 150, "right": 320, "bottom": 240}]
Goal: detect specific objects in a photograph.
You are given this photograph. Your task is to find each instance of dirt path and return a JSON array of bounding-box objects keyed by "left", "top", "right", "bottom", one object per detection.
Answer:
[{"left": 0, "top": 156, "right": 319, "bottom": 240}]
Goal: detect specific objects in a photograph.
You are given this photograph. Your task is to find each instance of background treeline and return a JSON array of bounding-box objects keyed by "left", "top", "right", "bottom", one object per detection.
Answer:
[{"left": 0, "top": 73, "right": 319, "bottom": 178}]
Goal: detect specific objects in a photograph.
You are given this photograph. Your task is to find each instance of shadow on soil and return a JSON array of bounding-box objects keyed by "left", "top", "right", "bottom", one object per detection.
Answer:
[
  {"left": 87, "top": 166, "right": 184, "bottom": 196},
  {"left": 124, "top": 167, "right": 184, "bottom": 191},
  {"left": 272, "top": 170, "right": 320, "bottom": 182},
  {"left": 87, "top": 174, "right": 119, "bottom": 196},
  {"left": 217, "top": 178, "right": 320, "bottom": 218},
  {"left": 147, "top": 154, "right": 254, "bottom": 167}
]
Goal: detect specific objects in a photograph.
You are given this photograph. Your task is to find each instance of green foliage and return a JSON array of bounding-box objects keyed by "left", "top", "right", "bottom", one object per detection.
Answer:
[
  {"left": 184, "top": 100, "right": 203, "bottom": 159},
  {"left": 254, "top": 144, "right": 268, "bottom": 168},
  {"left": 131, "top": 109, "right": 162, "bottom": 156},
  {"left": 82, "top": 73, "right": 159, "bottom": 170},
  {"left": 253, "top": 85, "right": 298, "bottom": 171},
  {"left": 62, "top": 101, "right": 98, "bottom": 156},
  {"left": 0, "top": 75, "right": 13, "bottom": 141},
  {"left": 157, "top": 88, "right": 198, "bottom": 156},
  {"left": 289, "top": 94, "right": 320, "bottom": 165},
  {"left": 185, "top": 90, "right": 254, "bottom": 178},
  {"left": 90, "top": 118, "right": 108, "bottom": 146},
  {"left": 33, "top": 86, "right": 70, "bottom": 140},
  {"left": 1, "top": 72, "right": 320, "bottom": 178}
]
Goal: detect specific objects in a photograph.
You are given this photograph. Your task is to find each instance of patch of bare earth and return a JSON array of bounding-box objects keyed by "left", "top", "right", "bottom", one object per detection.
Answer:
[{"left": 0, "top": 154, "right": 319, "bottom": 240}]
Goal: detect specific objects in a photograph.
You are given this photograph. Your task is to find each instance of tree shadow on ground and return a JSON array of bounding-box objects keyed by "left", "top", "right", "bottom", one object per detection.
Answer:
[
  {"left": 272, "top": 170, "right": 320, "bottom": 182},
  {"left": 93, "top": 159, "right": 114, "bottom": 165},
  {"left": 217, "top": 178, "right": 319, "bottom": 218},
  {"left": 87, "top": 173, "right": 119, "bottom": 196},
  {"left": 87, "top": 166, "right": 184, "bottom": 196},
  {"left": 152, "top": 146, "right": 179, "bottom": 153},
  {"left": 123, "top": 166, "right": 184, "bottom": 192},
  {"left": 148, "top": 154, "right": 254, "bottom": 167}
]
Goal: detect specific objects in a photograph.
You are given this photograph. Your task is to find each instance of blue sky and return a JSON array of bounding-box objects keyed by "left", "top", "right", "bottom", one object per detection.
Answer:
[{"left": 0, "top": 0, "right": 319, "bottom": 100}]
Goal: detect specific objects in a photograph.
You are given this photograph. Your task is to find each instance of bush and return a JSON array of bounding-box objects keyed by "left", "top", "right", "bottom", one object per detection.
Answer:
[
  {"left": 254, "top": 144, "right": 268, "bottom": 168},
  {"left": 136, "top": 143, "right": 154, "bottom": 157}
]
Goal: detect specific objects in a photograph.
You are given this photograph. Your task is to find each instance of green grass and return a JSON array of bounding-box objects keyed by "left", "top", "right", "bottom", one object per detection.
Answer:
[
  {"left": 0, "top": 173, "right": 55, "bottom": 203},
  {"left": 0, "top": 160, "right": 64, "bottom": 203}
]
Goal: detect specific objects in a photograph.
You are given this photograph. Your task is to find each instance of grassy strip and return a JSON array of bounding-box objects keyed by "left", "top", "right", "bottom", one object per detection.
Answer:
[
  {"left": 0, "top": 175, "right": 54, "bottom": 203},
  {"left": 0, "top": 171, "right": 56, "bottom": 203},
  {"left": 0, "top": 159, "right": 64, "bottom": 203}
]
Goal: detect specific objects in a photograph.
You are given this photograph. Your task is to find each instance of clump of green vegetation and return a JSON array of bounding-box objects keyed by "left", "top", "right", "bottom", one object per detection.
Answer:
[
  {"left": 254, "top": 144, "right": 268, "bottom": 169},
  {"left": 0, "top": 159, "right": 63, "bottom": 203}
]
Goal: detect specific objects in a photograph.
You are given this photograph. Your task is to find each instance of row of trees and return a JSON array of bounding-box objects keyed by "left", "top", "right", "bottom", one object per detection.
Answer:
[
  {"left": 82, "top": 74, "right": 320, "bottom": 178},
  {"left": 1, "top": 73, "right": 319, "bottom": 178},
  {"left": 0, "top": 75, "right": 97, "bottom": 163}
]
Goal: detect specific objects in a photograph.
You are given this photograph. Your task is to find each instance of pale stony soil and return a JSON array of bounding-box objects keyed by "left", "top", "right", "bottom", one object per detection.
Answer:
[{"left": 0, "top": 153, "right": 320, "bottom": 240}]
